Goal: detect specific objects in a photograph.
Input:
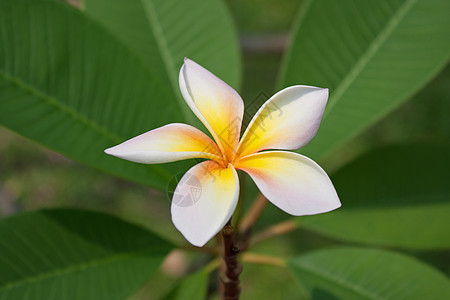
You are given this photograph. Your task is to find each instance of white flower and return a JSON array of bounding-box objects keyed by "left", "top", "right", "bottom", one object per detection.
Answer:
[{"left": 105, "top": 58, "right": 340, "bottom": 247}]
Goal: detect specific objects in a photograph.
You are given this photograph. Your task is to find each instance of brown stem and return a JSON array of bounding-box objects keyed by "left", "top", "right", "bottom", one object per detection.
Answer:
[{"left": 219, "top": 222, "right": 242, "bottom": 300}]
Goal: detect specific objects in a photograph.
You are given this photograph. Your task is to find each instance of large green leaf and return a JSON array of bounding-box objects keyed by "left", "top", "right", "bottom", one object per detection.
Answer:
[
  {"left": 0, "top": 0, "right": 241, "bottom": 189},
  {"left": 162, "top": 270, "right": 209, "bottom": 300},
  {"left": 0, "top": 0, "right": 174, "bottom": 188},
  {"left": 0, "top": 209, "right": 173, "bottom": 299},
  {"left": 289, "top": 247, "right": 450, "bottom": 299},
  {"left": 279, "top": 0, "right": 450, "bottom": 161},
  {"left": 84, "top": 0, "right": 241, "bottom": 118},
  {"left": 298, "top": 143, "right": 450, "bottom": 249}
]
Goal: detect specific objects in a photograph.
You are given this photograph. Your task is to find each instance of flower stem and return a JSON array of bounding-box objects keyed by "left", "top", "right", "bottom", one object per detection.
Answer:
[{"left": 220, "top": 222, "right": 242, "bottom": 300}]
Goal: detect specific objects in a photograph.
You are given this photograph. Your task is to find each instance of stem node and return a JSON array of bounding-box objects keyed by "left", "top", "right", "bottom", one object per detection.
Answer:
[{"left": 220, "top": 222, "right": 242, "bottom": 300}]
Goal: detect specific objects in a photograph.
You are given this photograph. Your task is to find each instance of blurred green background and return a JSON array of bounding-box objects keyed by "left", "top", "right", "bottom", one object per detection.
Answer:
[{"left": 1, "top": 0, "right": 449, "bottom": 299}]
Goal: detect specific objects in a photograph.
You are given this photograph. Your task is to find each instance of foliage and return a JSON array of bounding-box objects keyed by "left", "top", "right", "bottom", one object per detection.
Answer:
[
  {"left": 289, "top": 247, "right": 450, "bottom": 299},
  {"left": 0, "top": 0, "right": 449, "bottom": 299},
  {"left": 0, "top": 209, "right": 173, "bottom": 299},
  {"left": 299, "top": 143, "right": 450, "bottom": 249}
]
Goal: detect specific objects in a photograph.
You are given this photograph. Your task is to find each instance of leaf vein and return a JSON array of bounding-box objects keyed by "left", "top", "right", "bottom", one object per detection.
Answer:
[{"left": 324, "top": 0, "right": 417, "bottom": 116}]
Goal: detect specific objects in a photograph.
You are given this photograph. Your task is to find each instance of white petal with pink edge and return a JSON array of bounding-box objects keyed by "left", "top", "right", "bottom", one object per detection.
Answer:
[
  {"left": 236, "top": 86, "right": 328, "bottom": 158},
  {"left": 235, "top": 151, "right": 340, "bottom": 216},
  {"left": 179, "top": 58, "right": 244, "bottom": 161},
  {"left": 171, "top": 161, "right": 239, "bottom": 247},
  {"left": 104, "top": 123, "right": 222, "bottom": 164}
]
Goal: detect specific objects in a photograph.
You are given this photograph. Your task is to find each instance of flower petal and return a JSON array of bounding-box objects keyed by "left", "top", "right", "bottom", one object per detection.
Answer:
[
  {"left": 171, "top": 161, "right": 239, "bottom": 247},
  {"left": 104, "top": 123, "right": 222, "bottom": 164},
  {"left": 179, "top": 58, "right": 244, "bottom": 161},
  {"left": 235, "top": 151, "right": 340, "bottom": 216},
  {"left": 236, "top": 86, "right": 328, "bottom": 158}
]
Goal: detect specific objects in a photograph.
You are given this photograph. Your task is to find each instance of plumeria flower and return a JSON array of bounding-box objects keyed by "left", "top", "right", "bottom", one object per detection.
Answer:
[{"left": 105, "top": 58, "right": 340, "bottom": 247}]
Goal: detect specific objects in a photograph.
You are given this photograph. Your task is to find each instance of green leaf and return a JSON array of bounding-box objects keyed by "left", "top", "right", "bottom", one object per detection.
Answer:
[
  {"left": 0, "top": 0, "right": 174, "bottom": 188},
  {"left": 279, "top": 0, "right": 450, "bottom": 161},
  {"left": 0, "top": 0, "right": 241, "bottom": 189},
  {"left": 162, "top": 270, "right": 209, "bottom": 300},
  {"left": 289, "top": 247, "right": 450, "bottom": 299},
  {"left": 84, "top": 0, "right": 241, "bottom": 98},
  {"left": 0, "top": 209, "right": 173, "bottom": 299},
  {"left": 298, "top": 143, "right": 450, "bottom": 249}
]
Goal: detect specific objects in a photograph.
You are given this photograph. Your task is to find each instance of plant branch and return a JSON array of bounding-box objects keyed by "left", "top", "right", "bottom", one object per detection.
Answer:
[
  {"left": 219, "top": 222, "right": 242, "bottom": 300},
  {"left": 241, "top": 253, "right": 287, "bottom": 267},
  {"left": 238, "top": 193, "right": 267, "bottom": 250},
  {"left": 204, "top": 258, "right": 220, "bottom": 273},
  {"left": 250, "top": 220, "right": 297, "bottom": 247},
  {"left": 239, "top": 193, "right": 267, "bottom": 233}
]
